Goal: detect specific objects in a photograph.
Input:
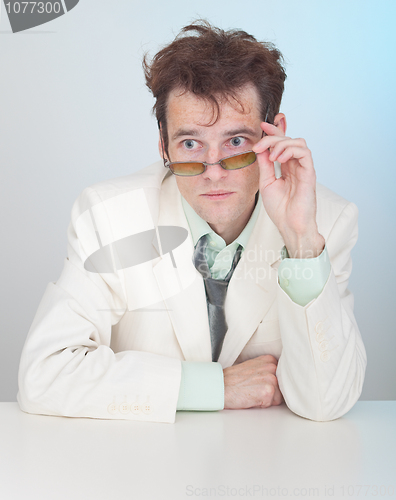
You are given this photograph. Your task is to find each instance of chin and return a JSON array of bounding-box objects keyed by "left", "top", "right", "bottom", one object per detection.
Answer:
[{"left": 198, "top": 206, "right": 239, "bottom": 226}]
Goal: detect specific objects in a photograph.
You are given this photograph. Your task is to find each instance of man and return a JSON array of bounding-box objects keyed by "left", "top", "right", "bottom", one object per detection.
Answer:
[{"left": 17, "top": 21, "right": 366, "bottom": 423}]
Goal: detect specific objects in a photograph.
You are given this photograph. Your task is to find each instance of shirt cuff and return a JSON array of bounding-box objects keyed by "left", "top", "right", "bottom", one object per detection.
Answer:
[
  {"left": 176, "top": 361, "right": 224, "bottom": 411},
  {"left": 277, "top": 245, "right": 331, "bottom": 307}
]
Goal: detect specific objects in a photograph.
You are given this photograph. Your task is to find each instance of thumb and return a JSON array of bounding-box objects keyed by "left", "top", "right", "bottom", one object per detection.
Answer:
[{"left": 255, "top": 149, "right": 276, "bottom": 189}]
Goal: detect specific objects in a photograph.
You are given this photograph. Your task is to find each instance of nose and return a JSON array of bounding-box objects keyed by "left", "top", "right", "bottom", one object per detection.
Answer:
[{"left": 201, "top": 150, "right": 228, "bottom": 182}]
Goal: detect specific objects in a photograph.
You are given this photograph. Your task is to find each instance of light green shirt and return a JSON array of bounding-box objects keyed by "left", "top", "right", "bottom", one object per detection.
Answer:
[{"left": 177, "top": 193, "right": 331, "bottom": 411}]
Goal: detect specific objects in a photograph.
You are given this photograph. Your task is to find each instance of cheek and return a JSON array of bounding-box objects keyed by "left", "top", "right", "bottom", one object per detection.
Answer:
[
  {"left": 175, "top": 177, "right": 197, "bottom": 199},
  {"left": 239, "top": 165, "right": 260, "bottom": 192}
]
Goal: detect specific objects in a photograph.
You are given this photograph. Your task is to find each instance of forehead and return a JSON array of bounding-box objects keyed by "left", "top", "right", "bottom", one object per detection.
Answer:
[{"left": 166, "top": 84, "right": 261, "bottom": 131}]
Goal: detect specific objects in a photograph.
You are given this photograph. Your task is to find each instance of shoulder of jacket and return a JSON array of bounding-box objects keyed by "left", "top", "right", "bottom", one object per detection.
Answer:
[
  {"left": 316, "top": 183, "right": 358, "bottom": 237},
  {"left": 316, "top": 182, "right": 359, "bottom": 214},
  {"left": 72, "top": 161, "right": 170, "bottom": 213},
  {"left": 316, "top": 182, "right": 352, "bottom": 208},
  {"left": 86, "top": 160, "right": 167, "bottom": 197}
]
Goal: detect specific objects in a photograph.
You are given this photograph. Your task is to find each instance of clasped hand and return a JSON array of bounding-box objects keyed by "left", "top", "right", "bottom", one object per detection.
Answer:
[{"left": 224, "top": 355, "right": 283, "bottom": 409}]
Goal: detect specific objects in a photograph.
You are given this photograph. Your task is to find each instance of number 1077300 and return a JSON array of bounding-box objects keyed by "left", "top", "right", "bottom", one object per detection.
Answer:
[{"left": 5, "top": 2, "right": 62, "bottom": 14}]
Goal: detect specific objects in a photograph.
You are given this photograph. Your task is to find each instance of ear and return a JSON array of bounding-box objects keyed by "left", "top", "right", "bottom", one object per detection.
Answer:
[{"left": 273, "top": 113, "right": 287, "bottom": 135}]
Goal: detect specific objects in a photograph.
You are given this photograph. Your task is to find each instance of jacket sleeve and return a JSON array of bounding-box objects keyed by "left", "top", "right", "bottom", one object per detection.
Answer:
[
  {"left": 17, "top": 187, "right": 182, "bottom": 423},
  {"left": 276, "top": 201, "right": 367, "bottom": 421}
]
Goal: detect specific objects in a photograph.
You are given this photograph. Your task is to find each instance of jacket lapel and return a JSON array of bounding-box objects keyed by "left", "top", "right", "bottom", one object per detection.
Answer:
[{"left": 152, "top": 174, "right": 212, "bottom": 362}]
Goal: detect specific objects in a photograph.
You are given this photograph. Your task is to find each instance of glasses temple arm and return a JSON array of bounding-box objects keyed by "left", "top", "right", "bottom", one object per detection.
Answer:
[{"left": 157, "top": 120, "right": 171, "bottom": 168}]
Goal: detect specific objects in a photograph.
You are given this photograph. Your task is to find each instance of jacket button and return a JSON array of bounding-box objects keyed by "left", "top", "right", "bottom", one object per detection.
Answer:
[
  {"left": 320, "top": 351, "right": 330, "bottom": 362},
  {"left": 142, "top": 404, "right": 152, "bottom": 415},
  {"left": 119, "top": 402, "right": 130, "bottom": 415},
  {"left": 319, "top": 341, "right": 329, "bottom": 352},
  {"left": 107, "top": 403, "right": 118, "bottom": 415},
  {"left": 131, "top": 403, "right": 140, "bottom": 414},
  {"left": 315, "top": 322, "right": 324, "bottom": 334},
  {"left": 316, "top": 332, "right": 325, "bottom": 342}
]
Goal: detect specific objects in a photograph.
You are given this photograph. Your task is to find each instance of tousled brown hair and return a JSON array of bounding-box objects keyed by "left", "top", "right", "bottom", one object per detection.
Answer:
[{"left": 143, "top": 20, "right": 286, "bottom": 156}]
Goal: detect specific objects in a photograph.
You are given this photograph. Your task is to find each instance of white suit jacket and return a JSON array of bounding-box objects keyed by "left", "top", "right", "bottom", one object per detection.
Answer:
[{"left": 17, "top": 161, "right": 367, "bottom": 423}]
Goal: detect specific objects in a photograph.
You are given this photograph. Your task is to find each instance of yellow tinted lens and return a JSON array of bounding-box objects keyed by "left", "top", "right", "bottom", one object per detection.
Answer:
[
  {"left": 222, "top": 151, "right": 256, "bottom": 170},
  {"left": 170, "top": 162, "right": 205, "bottom": 176}
]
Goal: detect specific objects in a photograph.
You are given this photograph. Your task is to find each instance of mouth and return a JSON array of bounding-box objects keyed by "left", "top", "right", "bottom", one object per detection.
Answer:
[{"left": 201, "top": 191, "right": 234, "bottom": 200}]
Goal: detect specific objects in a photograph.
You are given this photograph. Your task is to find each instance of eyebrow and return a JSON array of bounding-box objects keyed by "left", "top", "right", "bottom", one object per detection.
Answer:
[
  {"left": 171, "top": 129, "right": 199, "bottom": 140},
  {"left": 221, "top": 127, "right": 258, "bottom": 138},
  {"left": 171, "top": 126, "right": 258, "bottom": 140}
]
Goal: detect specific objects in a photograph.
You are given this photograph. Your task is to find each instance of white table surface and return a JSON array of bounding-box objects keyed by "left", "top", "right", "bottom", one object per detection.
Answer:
[{"left": 0, "top": 402, "right": 395, "bottom": 500}]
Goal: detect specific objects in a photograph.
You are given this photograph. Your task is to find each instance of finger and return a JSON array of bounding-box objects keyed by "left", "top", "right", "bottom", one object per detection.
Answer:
[
  {"left": 253, "top": 120, "right": 286, "bottom": 153},
  {"left": 260, "top": 354, "right": 279, "bottom": 365},
  {"left": 267, "top": 373, "right": 283, "bottom": 406},
  {"left": 253, "top": 134, "right": 292, "bottom": 154},
  {"left": 260, "top": 121, "right": 285, "bottom": 137},
  {"left": 273, "top": 146, "right": 313, "bottom": 170},
  {"left": 272, "top": 385, "right": 284, "bottom": 406},
  {"left": 260, "top": 383, "right": 276, "bottom": 408},
  {"left": 255, "top": 149, "right": 277, "bottom": 187},
  {"left": 268, "top": 138, "right": 307, "bottom": 161}
]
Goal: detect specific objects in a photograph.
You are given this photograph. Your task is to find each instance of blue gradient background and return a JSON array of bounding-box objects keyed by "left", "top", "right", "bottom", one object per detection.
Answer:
[{"left": 0, "top": 0, "right": 395, "bottom": 401}]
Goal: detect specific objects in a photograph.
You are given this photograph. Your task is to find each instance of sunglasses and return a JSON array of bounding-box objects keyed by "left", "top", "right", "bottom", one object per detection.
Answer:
[{"left": 164, "top": 150, "right": 257, "bottom": 177}]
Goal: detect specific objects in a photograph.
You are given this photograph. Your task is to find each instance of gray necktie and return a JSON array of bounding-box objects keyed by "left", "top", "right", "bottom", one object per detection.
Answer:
[{"left": 193, "top": 236, "right": 243, "bottom": 361}]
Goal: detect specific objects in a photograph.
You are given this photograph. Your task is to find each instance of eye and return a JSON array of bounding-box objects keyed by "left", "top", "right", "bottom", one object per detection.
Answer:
[
  {"left": 230, "top": 136, "right": 246, "bottom": 147},
  {"left": 183, "top": 139, "right": 197, "bottom": 150}
]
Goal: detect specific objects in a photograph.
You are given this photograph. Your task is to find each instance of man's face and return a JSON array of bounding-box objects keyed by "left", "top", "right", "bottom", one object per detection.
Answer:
[{"left": 162, "top": 84, "right": 263, "bottom": 236}]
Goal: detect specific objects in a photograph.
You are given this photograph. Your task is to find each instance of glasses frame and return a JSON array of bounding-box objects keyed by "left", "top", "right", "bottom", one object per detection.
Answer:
[{"left": 163, "top": 150, "right": 257, "bottom": 177}]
